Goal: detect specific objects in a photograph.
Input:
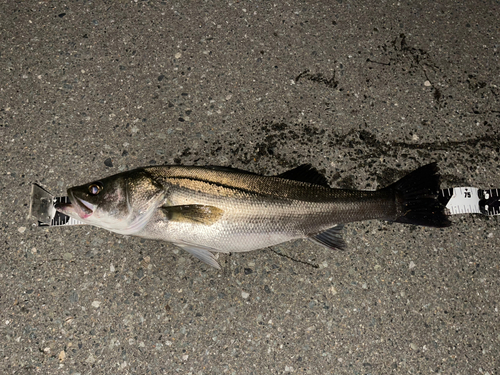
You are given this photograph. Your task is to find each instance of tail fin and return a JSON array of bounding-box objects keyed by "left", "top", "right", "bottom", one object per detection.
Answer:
[{"left": 387, "top": 163, "right": 451, "bottom": 227}]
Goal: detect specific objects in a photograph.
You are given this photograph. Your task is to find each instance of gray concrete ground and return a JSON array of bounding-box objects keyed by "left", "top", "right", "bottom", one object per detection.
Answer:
[{"left": 1, "top": 1, "right": 499, "bottom": 374}]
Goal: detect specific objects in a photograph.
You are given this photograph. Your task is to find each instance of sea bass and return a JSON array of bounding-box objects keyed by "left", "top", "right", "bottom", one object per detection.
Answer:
[{"left": 55, "top": 163, "right": 450, "bottom": 268}]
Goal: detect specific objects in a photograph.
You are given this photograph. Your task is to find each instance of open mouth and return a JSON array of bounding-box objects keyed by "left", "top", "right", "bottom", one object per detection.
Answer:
[{"left": 55, "top": 191, "right": 95, "bottom": 219}]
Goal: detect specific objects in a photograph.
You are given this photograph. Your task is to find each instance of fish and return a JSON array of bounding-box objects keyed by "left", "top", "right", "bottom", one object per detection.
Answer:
[{"left": 55, "top": 163, "right": 450, "bottom": 269}]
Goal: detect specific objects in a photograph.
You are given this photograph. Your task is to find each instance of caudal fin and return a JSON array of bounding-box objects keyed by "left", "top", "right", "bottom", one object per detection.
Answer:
[{"left": 388, "top": 163, "right": 451, "bottom": 227}]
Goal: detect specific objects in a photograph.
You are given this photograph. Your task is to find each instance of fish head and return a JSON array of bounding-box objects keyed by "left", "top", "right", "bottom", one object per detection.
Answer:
[{"left": 56, "top": 170, "right": 164, "bottom": 234}]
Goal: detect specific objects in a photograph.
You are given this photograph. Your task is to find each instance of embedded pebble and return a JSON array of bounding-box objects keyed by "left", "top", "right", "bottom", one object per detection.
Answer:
[
  {"left": 91, "top": 301, "right": 101, "bottom": 308},
  {"left": 63, "top": 253, "right": 73, "bottom": 261},
  {"left": 241, "top": 291, "right": 250, "bottom": 299},
  {"left": 136, "top": 268, "right": 144, "bottom": 279},
  {"left": 18, "top": 227, "right": 26, "bottom": 233},
  {"left": 409, "top": 261, "right": 416, "bottom": 269},
  {"left": 69, "top": 290, "right": 79, "bottom": 303}
]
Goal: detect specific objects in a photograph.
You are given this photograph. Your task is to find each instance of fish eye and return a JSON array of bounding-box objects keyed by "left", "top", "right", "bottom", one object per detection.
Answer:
[{"left": 88, "top": 183, "right": 103, "bottom": 195}]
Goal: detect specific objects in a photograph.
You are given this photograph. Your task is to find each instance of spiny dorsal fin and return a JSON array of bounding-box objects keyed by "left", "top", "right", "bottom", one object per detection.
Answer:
[
  {"left": 309, "top": 224, "right": 346, "bottom": 250},
  {"left": 160, "top": 205, "right": 223, "bottom": 225},
  {"left": 277, "top": 164, "right": 330, "bottom": 187}
]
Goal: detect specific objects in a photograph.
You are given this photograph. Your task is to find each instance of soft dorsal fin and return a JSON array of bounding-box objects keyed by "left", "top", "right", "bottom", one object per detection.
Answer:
[
  {"left": 277, "top": 164, "right": 330, "bottom": 187},
  {"left": 160, "top": 205, "right": 223, "bottom": 225}
]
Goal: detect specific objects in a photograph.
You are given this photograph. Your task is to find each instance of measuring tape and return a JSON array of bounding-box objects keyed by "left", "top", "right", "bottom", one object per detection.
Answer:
[
  {"left": 29, "top": 183, "right": 500, "bottom": 227},
  {"left": 439, "top": 187, "right": 500, "bottom": 216},
  {"left": 29, "top": 184, "right": 85, "bottom": 227}
]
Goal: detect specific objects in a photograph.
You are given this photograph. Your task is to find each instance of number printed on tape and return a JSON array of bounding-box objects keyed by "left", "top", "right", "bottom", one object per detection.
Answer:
[{"left": 445, "top": 187, "right": 481, "bottom": 215}]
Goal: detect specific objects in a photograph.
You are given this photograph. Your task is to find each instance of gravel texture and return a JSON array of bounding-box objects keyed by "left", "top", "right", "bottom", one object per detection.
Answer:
[{"left": 1, "top": 1, "right": 499, "bottom": 374}]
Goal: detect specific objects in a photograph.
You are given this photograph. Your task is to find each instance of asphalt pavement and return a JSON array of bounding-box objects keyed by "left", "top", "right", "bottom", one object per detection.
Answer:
[{"left": 1, "top": 1, "right": 499, "bottom": 374}]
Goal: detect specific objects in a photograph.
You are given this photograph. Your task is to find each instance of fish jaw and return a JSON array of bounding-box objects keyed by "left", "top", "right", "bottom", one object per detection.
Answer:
[
  {"left": 55, "top": 192, "right": 94, "bottom": 220},
  {"left": 72, "top": 196, "right": 95, "bottom": 218}
]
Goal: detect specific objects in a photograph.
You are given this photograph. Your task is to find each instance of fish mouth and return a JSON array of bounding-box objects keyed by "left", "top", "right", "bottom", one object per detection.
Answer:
[{"left": 55, "top": 191, "right": 95, "bottom": 219}]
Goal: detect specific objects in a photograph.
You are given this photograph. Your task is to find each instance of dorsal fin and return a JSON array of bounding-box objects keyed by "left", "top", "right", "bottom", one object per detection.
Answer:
[{"left": 277, "top": 164, "right": 330, "bottom": 187}]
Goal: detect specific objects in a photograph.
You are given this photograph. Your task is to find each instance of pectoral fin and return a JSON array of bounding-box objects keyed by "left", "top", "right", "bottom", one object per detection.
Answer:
[
  {"left": 160, "top": 205, "right": 223, "bottom": 225},
  {"left": 176, "top": 243, "right": 221, "bottom": 269}
]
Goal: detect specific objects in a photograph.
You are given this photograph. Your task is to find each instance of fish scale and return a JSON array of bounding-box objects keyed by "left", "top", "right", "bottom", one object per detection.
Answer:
[{"left": 147, "top": 188, "right": 315, "bottom": 253}]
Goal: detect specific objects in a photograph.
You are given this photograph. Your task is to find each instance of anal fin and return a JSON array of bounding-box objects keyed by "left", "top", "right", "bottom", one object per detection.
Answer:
[{"left": 309, "top": 224, "right": 346, "bottom": 250}]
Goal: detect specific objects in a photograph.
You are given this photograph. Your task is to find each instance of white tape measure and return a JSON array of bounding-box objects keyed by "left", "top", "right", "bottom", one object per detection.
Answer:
[
  {"left": 29, "top": 183, "right": 500, "bottom": 227},
  {"left": 29, "top": 184, "right": 85, "bottom": 227},
  {"left": 438, "top": 187, "right": 500, "bottom": 216}
]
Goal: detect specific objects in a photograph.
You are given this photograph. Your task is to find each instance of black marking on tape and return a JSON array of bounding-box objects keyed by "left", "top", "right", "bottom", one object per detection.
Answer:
[{"left": 479, "top": 188, "right": 500, "bottom": 216}]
